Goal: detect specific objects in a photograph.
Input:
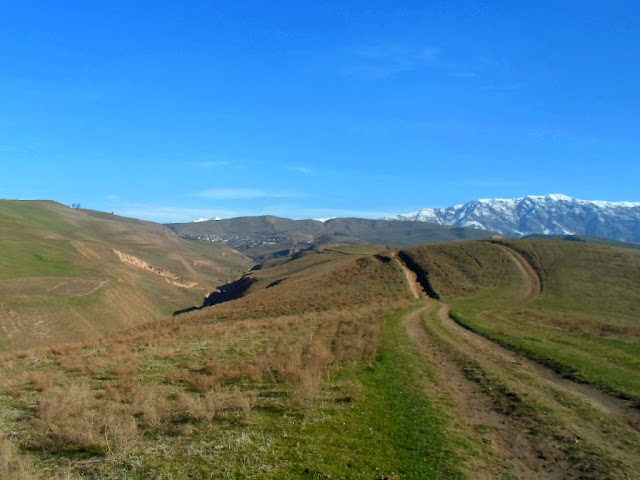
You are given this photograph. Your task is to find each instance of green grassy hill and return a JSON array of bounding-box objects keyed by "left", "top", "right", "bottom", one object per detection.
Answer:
[
  {"left": 0, "top": 200, "right": 253, "bottom": 353},
  {"left": 1, "top": 231, "right": 638, "bottom": 479},
  {"left": 401, "top": 239, "right": 640, "bottom": 401}
]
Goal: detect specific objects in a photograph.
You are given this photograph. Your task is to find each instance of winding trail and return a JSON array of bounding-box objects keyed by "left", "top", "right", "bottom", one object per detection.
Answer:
[
  {"left": 493, "top": 243, "right": 542, "bottom": 296},
  {"left": 404, "top": 303, "right": 552, "bottom": 479},
  {"left": 393, "top": 251, "right": 640, "bottom": 478}
]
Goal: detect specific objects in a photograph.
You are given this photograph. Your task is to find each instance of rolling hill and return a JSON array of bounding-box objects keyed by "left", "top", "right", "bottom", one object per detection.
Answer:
[
  {"left": 0, "top": 200, "right": 253, "bottom": 353},
  {"left": 166, "top": 215, "right": 495, "bottom": 261},
  {"left": 1, "top": 232, "right": 638, "bottom": 479}
]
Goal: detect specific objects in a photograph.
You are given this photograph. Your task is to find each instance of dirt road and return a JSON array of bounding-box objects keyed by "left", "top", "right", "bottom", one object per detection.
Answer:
[{"left": 394, "top": 252, "right": 640, "bottom": 479}]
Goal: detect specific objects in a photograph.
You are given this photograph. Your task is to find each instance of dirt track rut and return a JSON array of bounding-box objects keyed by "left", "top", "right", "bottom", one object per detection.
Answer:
[{"left": 394, "top": 251, "right": 640, "bottom": 479}]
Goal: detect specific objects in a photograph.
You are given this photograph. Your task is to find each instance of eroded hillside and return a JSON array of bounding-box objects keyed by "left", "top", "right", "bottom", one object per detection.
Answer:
[{"left": 0, "top": 200, "right": 252, "bottom": 353}]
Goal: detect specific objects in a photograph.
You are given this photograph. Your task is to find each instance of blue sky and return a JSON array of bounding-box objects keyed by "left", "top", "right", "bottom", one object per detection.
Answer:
[{"left": 1, "top": 1, "right": 638, "bottom": 222}]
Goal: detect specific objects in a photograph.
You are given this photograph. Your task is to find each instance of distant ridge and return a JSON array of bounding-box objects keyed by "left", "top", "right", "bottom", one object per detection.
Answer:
[
  {"left": 166, "top": 215, "right": 495, "bottom": 261},
  {"left": 387, "top": 194, "right": 640, "bottom": 244}
]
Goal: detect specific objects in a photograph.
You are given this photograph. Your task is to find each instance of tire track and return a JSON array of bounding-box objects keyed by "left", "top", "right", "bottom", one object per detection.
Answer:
[
  {"left": 395, "top": 249, "right": 640, "bottom": 477},
  {"left": 493, "top": 243, "right": 542, "bottom": 297},
  {"left": 404, "top": 303, "right": 552, "bottom": 479}
]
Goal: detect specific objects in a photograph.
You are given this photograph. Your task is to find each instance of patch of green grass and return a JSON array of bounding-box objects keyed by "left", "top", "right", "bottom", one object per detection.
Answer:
[{"left": 275, "top": 307, "right": 465, "bottom": 479}]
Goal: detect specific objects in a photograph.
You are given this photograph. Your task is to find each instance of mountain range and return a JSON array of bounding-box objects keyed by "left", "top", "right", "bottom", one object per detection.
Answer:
[{"left": 387, "top": 194, "right": 640, "bottom": 244}]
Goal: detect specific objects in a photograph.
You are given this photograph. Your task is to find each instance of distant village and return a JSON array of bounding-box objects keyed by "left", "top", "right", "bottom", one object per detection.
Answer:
[{"left": 177, "top": 233, "right": 312, "bottom": 251}]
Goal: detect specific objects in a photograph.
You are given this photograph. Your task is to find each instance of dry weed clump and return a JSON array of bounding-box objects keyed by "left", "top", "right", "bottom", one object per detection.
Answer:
[
  {"left": 185, "top": 373, "right": 219, "bottom": 393},
  {"left": 332, "top": 313, "right": 381, "bottom": 363},
  {"left": 0, "top": 434, "right": 38, "bottom": 480},
  {"left": 28, "top": 370, "right": 59, "bottom": 392},
  {"left": 206, "top": 386, "right": 257, "bottom": 415},
  {"left": 130, "top": 384, "right": 173, "bottom": 429},
  {"left": 174, "top": 391, "right": 214, "bottom": 422},
  {"left": 31, "top": 381, "right": 138, "bottom": 454}
]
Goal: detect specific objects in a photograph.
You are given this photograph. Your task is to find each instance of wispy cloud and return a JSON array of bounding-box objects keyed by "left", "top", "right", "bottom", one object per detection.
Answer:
[
  {"left": 287, "top": 166, "right": 313, "bottom": 175},
  {"left": 109, "top": 203, "right": 392, "bottom": 223},
  {"left": 105, "top": 194, "right": 120, "bottom": 202},
  {"left": 197, "top": 188, "right": 301, "bottom": 200},
  {"left": 341, "top": 42, "right": 440, "bottom": 78},
  {"left": 194, "top": 161, "right": 231, "bottom": 168},
  {"left": 113, "top": 205, "right": 239, "bottom": 224},
  {"left": 260, "top": 206, "right": 396, "bottom": 220}
]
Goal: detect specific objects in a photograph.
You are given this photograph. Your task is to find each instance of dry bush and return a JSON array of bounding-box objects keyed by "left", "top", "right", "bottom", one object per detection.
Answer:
[
  {"left": 31, "top": 381, "right": 103, "bottom": 452},
  {"left": 200, "top": 360, "right": 225, "bottom": 380},
  {"left": 130, "top": 384, "right": 173, "bottom": 429},
  {"left": 186, "top": 373, "right": 219, "bottom": 393},
  {"left": 84, "top": 355, "right": 108, "bottom": 376},
  {"left": 332, "top": 313, "right": 381, "bottom": 363},
  {"left": 335, "top": 378, "right": 364, "bottom": 402},
  {"left": 100, "top": 402, "right": 139, "bottom": 456},
  {"left": 30, "top": 380, "right": 139, "bottom": 455},
  {"left": 112, "top": 364, "right": 139, "bottom": 378},
  {"left": 174, "top": 392, "right": 213, "bottom": 422},
  {"left": 206, "top": 386, "right": 257, "bottom": 415},
  {"left": 55, "top": 355, "right": 84, "bottom": 373},
  {"left": 0, "top": 434, "right": 38, "bottom": 480},
  {"left": 28, "top": 370, "right": 64, "bottom": 392}
]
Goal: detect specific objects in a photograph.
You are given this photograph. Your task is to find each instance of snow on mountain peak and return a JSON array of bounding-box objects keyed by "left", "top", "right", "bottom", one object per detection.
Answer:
[{"left": 386, "top": 194, "right": 640, "bottom": 244}]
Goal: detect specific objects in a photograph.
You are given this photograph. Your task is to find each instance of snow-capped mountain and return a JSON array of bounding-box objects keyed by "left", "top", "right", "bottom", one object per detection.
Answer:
[{"left": 388, "top": 194, "right": 640, "bottom": 244}]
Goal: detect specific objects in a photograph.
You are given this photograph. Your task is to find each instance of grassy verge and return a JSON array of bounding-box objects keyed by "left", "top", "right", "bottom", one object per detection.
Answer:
[
  {"left": 449, "top": 309, "right": 640, "bottom": 403},
  {"left": 421, "top": 305, "right": 635, "bottom": 480}
]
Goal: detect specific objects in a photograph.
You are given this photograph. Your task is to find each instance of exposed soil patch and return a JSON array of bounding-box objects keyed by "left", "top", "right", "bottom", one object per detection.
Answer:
[
  {"left": 113, "top": 249, "right": 199, "bottom": 289},
  {"left": 392, "top": 252, "right": 424, "bottom": 299},
  {"left": 395, "top": 251, "right": 439, "bottom": 299}
]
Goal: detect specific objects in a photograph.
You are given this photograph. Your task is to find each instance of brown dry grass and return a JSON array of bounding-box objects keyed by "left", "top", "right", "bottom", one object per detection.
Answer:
[
  {"left": 0, "top": 433, "right": 38, "bottom": 480},
  {"left": 0, "top": 248, "right": 411, "bottom": 475}
]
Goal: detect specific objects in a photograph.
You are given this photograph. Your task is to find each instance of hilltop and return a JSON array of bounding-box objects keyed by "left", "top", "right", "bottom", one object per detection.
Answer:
[{"left": 0, "top": 200, "right": 252, "bottom": 353}]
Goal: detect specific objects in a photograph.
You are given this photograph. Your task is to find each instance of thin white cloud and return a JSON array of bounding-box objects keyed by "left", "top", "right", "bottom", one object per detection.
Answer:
[
  {"left": 194, "top": 161, "right": 231, "bottom": 168},
  {"left": 342, "top": 42, "right": 440, "bottom": 78},
  {"left": 112, "top": 205, "right": 239, "bottom": 224},
  {"left": 287, "top": 166, "right": 313, "bottom": 175},
  {"left": 259, "top": 206, "right": 396, "bottom": 220},
  {"left": 105, "top": 194, "right": 120, "bottom": 202},
  {"left": 197, "top": 188, "right": 301, "bottom": 200}
]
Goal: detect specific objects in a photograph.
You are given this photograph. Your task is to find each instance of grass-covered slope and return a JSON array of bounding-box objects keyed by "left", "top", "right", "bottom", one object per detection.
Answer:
[
  {"left": 0, "top": 246, "right": 474, "bottom": 479},
  {"left": 0, "top": 200, "right": 252, "bottom": 353},
  {"left": 401, "top": 239, "right": 640, "bottom": 402},
  {"left": 1, "top": 236, "right": 639, "bottom": 478}
]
